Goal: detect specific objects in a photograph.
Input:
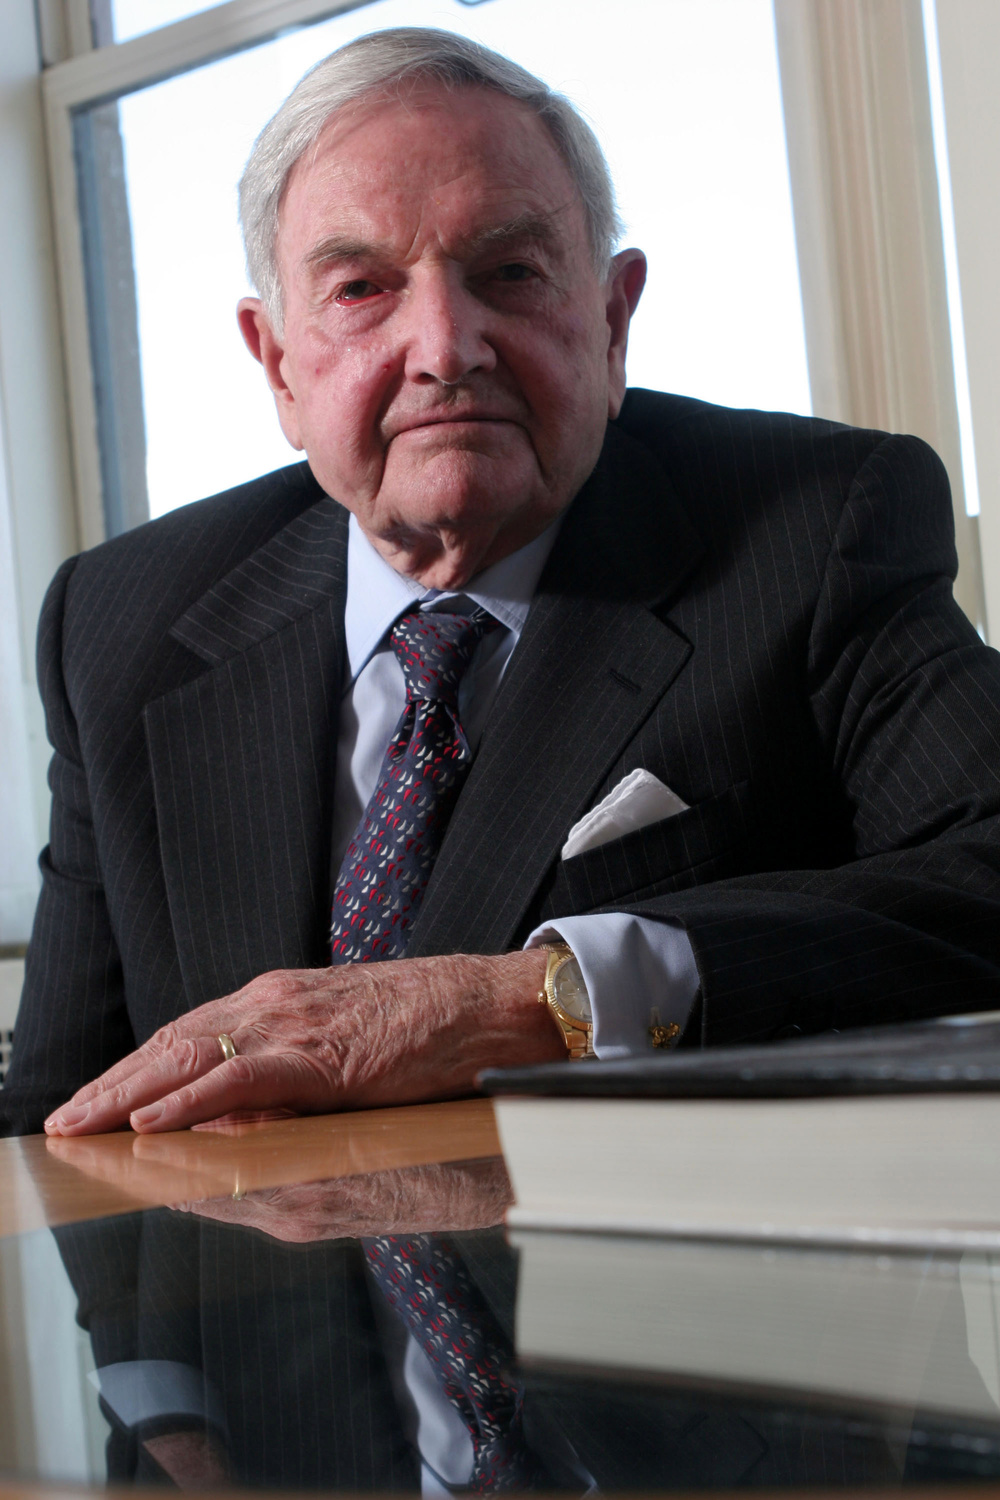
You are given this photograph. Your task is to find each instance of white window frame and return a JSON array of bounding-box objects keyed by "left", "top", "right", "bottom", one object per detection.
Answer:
[{"left": 40, "top": 0, "right": 376, "bottom": 552}]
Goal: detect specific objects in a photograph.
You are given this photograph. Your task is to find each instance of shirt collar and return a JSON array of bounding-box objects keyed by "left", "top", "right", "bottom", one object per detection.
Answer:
[{"left": 343, "top": 510, "right": 563, "bottom": 684}]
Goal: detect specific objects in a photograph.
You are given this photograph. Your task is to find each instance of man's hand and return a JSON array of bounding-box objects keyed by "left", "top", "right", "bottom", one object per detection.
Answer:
[
  {"left": 175, "top": 1158, "right": 513, "bottom": 1242},
  {"left": 44, "top": 950, "right": 558, "bottom": 1136},
  {"left": 143, "top": 1430, "right": 231, "bottom": 1489}
]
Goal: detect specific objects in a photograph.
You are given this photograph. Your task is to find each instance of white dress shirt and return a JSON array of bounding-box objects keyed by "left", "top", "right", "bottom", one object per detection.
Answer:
[{"left": 333, "top": 513, "right": 701, "bottom": 1057}]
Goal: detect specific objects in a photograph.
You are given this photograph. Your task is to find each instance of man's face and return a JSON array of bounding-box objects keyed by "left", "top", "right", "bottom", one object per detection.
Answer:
[{"left": 239, "top": 83, "right": 645, "bottom": 588}]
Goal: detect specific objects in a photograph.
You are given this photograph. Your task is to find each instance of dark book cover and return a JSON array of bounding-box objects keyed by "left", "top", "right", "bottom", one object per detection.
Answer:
[{"left": 480, "top": 1010, "right": 1000, "bottom": 1099}]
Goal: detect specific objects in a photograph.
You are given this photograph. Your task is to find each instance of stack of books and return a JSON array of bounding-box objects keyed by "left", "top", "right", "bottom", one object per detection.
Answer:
[{"left": 480, "top": 1012, "right": 1000, "bottom": 1428}]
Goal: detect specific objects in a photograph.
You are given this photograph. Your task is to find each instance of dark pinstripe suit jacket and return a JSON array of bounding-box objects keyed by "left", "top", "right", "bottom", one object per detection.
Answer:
[{"left": 5, "top": 389, "right": 1000, "bottom": 1132}]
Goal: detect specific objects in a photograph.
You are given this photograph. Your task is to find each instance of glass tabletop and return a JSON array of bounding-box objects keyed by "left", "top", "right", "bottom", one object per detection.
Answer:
[{"left": 3, "top": 1134, "right": 1000, "bottom": 1494}]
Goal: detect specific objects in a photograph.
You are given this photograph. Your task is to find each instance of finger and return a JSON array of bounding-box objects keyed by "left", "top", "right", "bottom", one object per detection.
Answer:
[
  {"left": 182, "top": 1197, "right": 301, "bottom": 1242},
  {"left": 129, "top": 1053, "right": 310, "bottom": 1134},
  {"left": 65, "top": 1011, "right": 236, "bottom": 1108},
  {"left": 44, "top": 1036, "right": 229, "bottom": 1136},
  {"left": 60, "top": 1052, "right": 158, "bottom": 1110},
  {"left": 173, "top": 1197, "right": 251, "bottom": 1226},
  {"left": 44, "top": 1137, "right": 110, "bottom": 1171},
  {"left": 181, "top": 1191, "right": 330, "bottom": 1244}
]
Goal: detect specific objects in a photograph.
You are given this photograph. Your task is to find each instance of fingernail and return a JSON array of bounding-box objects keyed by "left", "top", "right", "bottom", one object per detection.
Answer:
[
  {"left": 50, "top": 1104, "right": 90, "bottom": 1129},
  {"left": 131, "top": 1103, "right": 164, "bottom": 1127}
]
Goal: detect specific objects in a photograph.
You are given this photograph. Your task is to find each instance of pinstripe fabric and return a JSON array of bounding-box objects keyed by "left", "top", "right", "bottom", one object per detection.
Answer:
[
  {"left": 411, "top": 399, "right": 1000, "bottom": 1042},
  {"left": 4, "top": 390, "right": 1000, "bottom": 1131},
  {"left": 55, "top": 1209, "right": 418, "bottom": 1489},
  {"left": 52, "top": 1210, "right": 917, "bottom": 1490},
  {"left": 3, "top": 462, "right": 346, "bottom": 1130}
]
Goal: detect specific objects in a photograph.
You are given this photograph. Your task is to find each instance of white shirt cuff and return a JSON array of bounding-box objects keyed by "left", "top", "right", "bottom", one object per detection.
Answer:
[
  {"left": 526, "top": 913, "right": 701, "bottom": 1059},
  {"left": 89, "top": 1360, "right": 226, "bottom": 1433}
]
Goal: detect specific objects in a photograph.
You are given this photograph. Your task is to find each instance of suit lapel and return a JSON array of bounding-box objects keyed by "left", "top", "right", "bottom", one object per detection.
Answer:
[
  {"left": 408, "top": 423, "right": 705, "bottom": 957},
  {"left": 144, "top": 497, "right": 349, "bottom": 1008}
]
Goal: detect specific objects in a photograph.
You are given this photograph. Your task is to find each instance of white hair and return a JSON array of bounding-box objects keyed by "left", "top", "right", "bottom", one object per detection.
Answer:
[{"left": 238, "top": 26, "right": 624, "bottom": 333}]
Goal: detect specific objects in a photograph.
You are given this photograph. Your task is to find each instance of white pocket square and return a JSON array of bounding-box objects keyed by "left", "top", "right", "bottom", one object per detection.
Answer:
[{"left": 561, "top": 768, "right": 689, "bottom": 860}]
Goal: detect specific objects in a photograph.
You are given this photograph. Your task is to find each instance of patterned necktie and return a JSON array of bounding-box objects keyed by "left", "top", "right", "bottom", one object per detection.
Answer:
[
  {"left": 330, "top": 606, "right": 493, "bottom": 964},
  {"left": 341, "top": 612, "right": 538, "bottom": 1487},
  {"left": 366, "top": 1235, "right": 542, "bottom": 1493}
]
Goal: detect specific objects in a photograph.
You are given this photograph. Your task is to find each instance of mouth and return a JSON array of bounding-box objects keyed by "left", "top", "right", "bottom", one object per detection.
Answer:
[{"left": 389, "top": 413, "right": 519, "bottom": 439}]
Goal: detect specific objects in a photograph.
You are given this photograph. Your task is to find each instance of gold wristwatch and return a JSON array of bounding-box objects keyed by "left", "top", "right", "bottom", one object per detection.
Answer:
[{"left": 539, "top": 943, "right": 595, "bottom": 1059}]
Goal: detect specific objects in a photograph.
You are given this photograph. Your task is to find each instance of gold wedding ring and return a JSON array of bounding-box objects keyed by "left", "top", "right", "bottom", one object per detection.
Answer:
[{"left": 217, "top": 1032, "right": 237, "bottom": 1062}]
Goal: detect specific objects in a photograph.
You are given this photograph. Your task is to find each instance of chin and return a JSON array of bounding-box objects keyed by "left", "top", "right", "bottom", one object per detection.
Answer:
[
  {"left": 372, "top": 450, "right": 559, "bottom": 585},
  {"left": 386, "top": 519, "right": 497, "bottom": 590},
  {"left": 409, "top": 553, "right": 484, "bottom": 591},
  {"left": 388, "top": 446, "right": 538, "bottom": 517}
]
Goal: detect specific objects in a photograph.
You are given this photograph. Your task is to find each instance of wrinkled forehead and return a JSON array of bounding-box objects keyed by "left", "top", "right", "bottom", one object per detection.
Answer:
[{"left": 276, "top": 81, "right": 585, "bottom": 253}]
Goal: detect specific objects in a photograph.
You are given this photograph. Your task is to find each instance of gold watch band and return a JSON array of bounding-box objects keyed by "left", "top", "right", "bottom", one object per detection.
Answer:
[{"left": 538, "top": 942, "right": 594, "bottom": 1060}]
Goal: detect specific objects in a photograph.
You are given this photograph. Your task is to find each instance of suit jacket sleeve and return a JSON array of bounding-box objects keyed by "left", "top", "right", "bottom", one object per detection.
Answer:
[
  {"left": 1, "top": 556, "right": 136, "bottom": 1134},
  {"left": 621, "top": 433, "right": 1000, "bottom": 1044}
]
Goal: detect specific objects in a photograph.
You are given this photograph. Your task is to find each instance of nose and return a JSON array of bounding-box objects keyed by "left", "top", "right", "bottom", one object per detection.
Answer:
[{"left": 403, "top": 266, "right": 496, "bottom": 385}]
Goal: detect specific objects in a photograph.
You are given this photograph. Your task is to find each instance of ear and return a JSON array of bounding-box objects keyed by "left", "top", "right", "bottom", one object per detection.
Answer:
[
  {"left": 236, "top": 297, "right": 304, "bottom": 451},
  {"left": 604, "top": 249, "right": 647, "bottom": 419}
]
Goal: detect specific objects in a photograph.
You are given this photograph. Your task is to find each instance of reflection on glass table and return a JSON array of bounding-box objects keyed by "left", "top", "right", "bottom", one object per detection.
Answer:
[{"left": 4, "top": 1142, "right": 1000, "bottom": 1493}]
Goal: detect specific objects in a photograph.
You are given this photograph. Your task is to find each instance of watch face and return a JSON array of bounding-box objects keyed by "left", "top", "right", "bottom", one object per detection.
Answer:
[{"left": 553, "top": 955, "right": 593, "bottom": 1023}]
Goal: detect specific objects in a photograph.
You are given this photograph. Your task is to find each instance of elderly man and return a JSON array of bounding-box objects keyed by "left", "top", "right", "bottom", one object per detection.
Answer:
[{"left": 6, "top": 27, "right": 1000, "bottom": 1140}]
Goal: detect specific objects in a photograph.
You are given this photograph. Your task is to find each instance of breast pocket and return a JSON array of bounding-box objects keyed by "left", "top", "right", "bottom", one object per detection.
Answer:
[{"left": 545, "top": 780, "right": 754, "bottom": 915}]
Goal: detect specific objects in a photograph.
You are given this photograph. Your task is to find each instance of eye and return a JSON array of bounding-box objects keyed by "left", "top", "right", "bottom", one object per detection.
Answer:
[
  {"left": 335, "top": 280, "right": 382, "bottom": 303},
  {"left": 493, "top": 262, "right": 537, "bottom": 284}
]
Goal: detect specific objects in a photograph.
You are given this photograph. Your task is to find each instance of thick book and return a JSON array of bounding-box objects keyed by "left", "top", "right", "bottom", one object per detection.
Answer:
[
  {"left": 511, "top": 1228, "right": 1000, "bottom": 1424},
  {"left": 483, "top": 1012, "right": 1000, "bottom": 1246}
]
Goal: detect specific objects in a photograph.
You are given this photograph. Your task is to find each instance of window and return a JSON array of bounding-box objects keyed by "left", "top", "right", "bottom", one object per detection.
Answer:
[{"left": 60, "top": 0, "right": 810, "bottom": 528}]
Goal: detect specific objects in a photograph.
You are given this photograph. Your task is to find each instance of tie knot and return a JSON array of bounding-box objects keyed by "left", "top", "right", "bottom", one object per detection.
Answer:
[{"left": 389, "top": 608, "right": 492, "bottom": 705}]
